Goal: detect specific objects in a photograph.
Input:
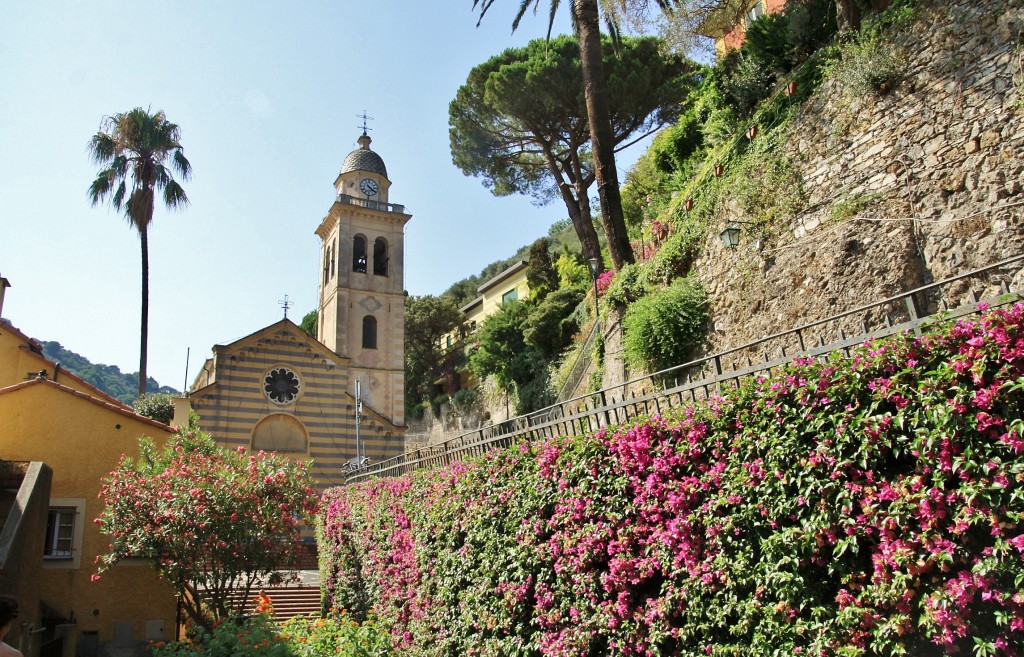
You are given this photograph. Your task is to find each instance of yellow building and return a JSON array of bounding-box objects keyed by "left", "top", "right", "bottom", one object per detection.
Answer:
[
  {"left": 435, "top": 260, "right": 531, "bottom": 394},
  {"left": 442, "top": 260, "right": 530, "bottom": 352},
  {"left": 189, "top": 132, "right": 407, "bottom": 487},
  {"left": 0, "top": 297, "right": 176, "bottom": 657}
]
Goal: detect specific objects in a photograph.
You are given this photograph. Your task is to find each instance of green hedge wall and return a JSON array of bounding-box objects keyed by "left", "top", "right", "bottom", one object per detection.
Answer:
[{"left": 319, "top": 302, "right": 1024, "bottom": 656}]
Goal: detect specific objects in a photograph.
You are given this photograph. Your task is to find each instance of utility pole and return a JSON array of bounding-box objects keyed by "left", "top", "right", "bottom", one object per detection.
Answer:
[{"left": 354, "top": 379, "right": 363, "bottom": 469}]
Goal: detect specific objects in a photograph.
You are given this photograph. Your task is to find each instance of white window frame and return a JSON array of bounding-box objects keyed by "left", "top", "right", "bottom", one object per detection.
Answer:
[{"left": 43, "top": 498, "right": 85, "bottom": 569}]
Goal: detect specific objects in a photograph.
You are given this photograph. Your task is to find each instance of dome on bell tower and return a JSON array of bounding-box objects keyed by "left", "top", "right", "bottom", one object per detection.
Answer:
[{"left": 340, "top": 133, "right": 387, "bottom": 178}]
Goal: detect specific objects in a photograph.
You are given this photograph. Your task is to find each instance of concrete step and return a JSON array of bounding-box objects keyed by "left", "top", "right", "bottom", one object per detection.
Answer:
[{"left": 204, "top": 586, "right": 322, "bottom": 623}]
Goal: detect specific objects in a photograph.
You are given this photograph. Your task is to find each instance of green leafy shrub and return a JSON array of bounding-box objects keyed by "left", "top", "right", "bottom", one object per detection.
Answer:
[
  {"left": 554, "top": 252, "right": 590, "bottom": 290},
  {"left": 645, "top": 220, "right": 705, "bottom": 285},
  {"left": 524, "top": 287, "right": 585, "bottom": 359},
  {"left": 526, "top": 238, "right": 559, "bottom": 300},
  {"left": 602, "top": 261, "right": 648, "bottom": 306},
  {"left": 449, "top": 387, "right": 480, "bottom": 416},
  {"left": 827, "top": 3, "right": 916, "bottom": 99},
  {"left": 320, "top": 303, "right": 1024, "bottom": 656},
  {"left": 731, "top": 147, "right": 806, "bottom": 228},
  {"left": 650, "top": 85, "right": 707, "bottom": 176},
  {"left": 622, "top": 277, "right": 707, "bottom": 374},
  {"left": 153, "top": 615, "right": 288, "bottom": 657},
  {"left": 152, "top": 613, "right": 395, "bottom": 657},
  {"left": 132, "top": 392, "right": 176, "bottom": 425},
  {"left": 281, "top": 613, "right": 394, "bottom": 657},
  {"left": 716, "top": 49, "right": 775, "bottom": 116},
  {"left": 469, "top": 301, "right": 554, "bottom": 414}
]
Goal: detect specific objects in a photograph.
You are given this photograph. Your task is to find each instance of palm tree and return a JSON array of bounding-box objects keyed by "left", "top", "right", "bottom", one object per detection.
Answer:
[
  {"left": 474, "top": 0, "right": 679, "bottom": 270},
  {"left": 87, "top": 108, "right": 191, "bottom": 398}
]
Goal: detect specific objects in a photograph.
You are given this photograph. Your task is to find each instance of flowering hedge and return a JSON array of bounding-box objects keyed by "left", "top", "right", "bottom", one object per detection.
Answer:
[{"left": 320, "top": 303, "right": 1024, "bottom": 656}]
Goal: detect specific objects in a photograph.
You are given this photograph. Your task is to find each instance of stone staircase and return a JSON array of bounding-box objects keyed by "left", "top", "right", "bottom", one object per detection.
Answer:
[{"left": 215, "top": 585, "right": 323, "bottom": 623}]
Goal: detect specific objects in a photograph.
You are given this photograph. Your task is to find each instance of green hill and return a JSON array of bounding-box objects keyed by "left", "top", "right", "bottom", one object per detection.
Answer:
[{"left": 39, "top": 341, "right": 179, "bottom": 404}]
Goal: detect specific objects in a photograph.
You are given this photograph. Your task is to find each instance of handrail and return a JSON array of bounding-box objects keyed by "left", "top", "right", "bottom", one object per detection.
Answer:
[
  {"left": 347, "top": 253, "right": 1024, "bottom": 484},
  {"left": 553, "top": 321, "right": 599, "bottom": 403}
]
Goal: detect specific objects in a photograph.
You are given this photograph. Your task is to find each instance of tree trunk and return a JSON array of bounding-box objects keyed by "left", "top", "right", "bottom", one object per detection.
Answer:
[
  {"left": 138, "top": 224, "right": 149, "bottom": 399},
  {"left": 573, "top": 0, "right": 635, "bottom": 271},
  {"left": 836, "top": 0, "right": 861, "bottom": 33},
  {"left": 574, "top": 185, "right": 603, "bottom": 272},
  {"left": 542, "top": 144, "right": 603, "bottom": 273}
]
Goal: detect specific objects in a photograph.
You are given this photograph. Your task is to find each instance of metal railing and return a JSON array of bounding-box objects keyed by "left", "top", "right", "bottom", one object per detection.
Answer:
[
  {"left": 553, "top": 321, "right": 599, "bottom": 404},
  {"left": 347, "top": 254, "right": 1024, "bottom": 484}
]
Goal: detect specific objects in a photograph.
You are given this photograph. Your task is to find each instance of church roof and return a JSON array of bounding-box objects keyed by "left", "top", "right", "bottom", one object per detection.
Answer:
[{"left": 340, "top": 133, "right": 387, "bottom": 178}]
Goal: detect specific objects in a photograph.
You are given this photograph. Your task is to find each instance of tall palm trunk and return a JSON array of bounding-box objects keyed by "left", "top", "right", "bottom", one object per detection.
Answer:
[
  {"left": 573, "top": 0, "right": 634, "bottom": 271},
  {"left": 138, "top": 224, "right": 149, "bottom": 398}
]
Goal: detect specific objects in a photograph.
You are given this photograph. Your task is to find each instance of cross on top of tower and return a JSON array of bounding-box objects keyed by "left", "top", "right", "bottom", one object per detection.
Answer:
[
  {"left": 360, "top": 110, "right": 376, "bottom": 135},
  {"left": 279, "top": 294, "right": 292, "bottom": 319}
]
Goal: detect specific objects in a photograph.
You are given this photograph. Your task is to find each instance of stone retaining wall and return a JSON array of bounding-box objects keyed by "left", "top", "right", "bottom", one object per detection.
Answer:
[{"left": 695, "top": 0, "right": 1024, "bottom": 363}]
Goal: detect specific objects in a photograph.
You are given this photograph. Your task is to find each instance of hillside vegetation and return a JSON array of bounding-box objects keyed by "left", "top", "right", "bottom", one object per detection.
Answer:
[
  {"left": 40, "top": 340, "right": 178, "bottom": 403},
  {"left": 321, "top": 302, "right": 1024, "bottom": 656}
]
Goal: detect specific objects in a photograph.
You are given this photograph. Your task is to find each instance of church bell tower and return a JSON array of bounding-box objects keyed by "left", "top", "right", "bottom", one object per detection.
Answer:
[{"left": 315, "top": 132, "right": 410, "bottom": 427}]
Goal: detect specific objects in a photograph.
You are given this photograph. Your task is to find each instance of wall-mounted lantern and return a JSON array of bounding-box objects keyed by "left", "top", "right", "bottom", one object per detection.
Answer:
[
  {"left": 720, "top": 225, "right": 742, "bottom": 248},
  {"left": 719, "top": 221, "right": 753, "bottom": 248}
]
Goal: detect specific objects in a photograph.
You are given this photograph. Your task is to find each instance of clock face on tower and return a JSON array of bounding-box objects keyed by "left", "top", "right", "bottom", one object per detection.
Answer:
[{"left": 359, "top": 178, "right": 379, "bottom": 197}]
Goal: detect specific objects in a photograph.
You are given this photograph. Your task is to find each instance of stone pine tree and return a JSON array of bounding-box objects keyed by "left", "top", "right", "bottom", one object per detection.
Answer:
[
  {"left": 474, "top": 0, "right": 685, "bottom": 271},
  {"left": 87, "top": 108, "right": 191, "bottom": 398},
  {"left": 450, "top": 34, "right": 694, "bottom": 274}
]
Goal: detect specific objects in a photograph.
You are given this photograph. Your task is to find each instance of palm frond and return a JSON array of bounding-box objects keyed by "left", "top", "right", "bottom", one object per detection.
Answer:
[
  {"left": 172, "top": 149, "right": 192, "bottom": 180},
  {"left": 544, "top": 0, "right": 562, "bottom": 39},
  {"left": 87, "top": 170, "right": 116, "bottom": 205},
  {"left": 88, "top": 132, "right": 117, "bottom": 165},
  {"left": 112, "top": 181, "right": 127, "bottom": 211},
  {"left": 163, "top": 181, "right": 189, "bottom": 210},
  {"left": 473, "top": 0, "right": 497, "bottom": 26}
]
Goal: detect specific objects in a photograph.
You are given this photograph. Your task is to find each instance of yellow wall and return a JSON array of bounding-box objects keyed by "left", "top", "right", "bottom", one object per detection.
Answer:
[
  {"left": 0, "top": 323, "right": 128, "bottom": 404},
  {"left": 478, "top": 266, "right": 530, "bottom": 318},
  {"left": 0, "top": 381, "right": 177, "bottom": 650},
  {"left": 440, "top": 263, "right": 531, "bottom": 351}
]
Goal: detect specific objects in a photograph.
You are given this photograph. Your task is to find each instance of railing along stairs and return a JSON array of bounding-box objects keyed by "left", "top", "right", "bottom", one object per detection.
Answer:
[
  {"left": 553, "top": 321, "right": 599, "bottom": 404},
  {"left": 348, "top": 254, "right": 1024, "bottom": 484}
]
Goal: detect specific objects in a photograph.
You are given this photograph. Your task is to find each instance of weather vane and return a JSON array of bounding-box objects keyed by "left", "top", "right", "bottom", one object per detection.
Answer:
[
  {"left": 357, "top": 110, "right": 374, "bottom": 135},
  {"left": 279, "top": 294, "right": 292, "bottom": 319}
]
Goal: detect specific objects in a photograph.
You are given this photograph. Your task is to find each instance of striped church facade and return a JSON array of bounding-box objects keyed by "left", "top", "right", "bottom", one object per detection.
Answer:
[{"left": 189, "top": 319, "right": 403, "bottom": 494}]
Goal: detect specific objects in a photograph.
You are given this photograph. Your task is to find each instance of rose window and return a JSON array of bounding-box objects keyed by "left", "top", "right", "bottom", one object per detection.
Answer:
[{"left": 263, "top": 367, "right": 301, "bottom": 405}]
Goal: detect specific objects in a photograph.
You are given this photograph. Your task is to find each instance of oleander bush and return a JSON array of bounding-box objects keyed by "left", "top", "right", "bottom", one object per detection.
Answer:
[{"left": 320, "top": 303, "right": 1024, "bottom": 656}]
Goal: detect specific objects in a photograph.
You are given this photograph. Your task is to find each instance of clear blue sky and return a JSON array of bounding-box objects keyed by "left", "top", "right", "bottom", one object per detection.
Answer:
[{"left": 0, "top": 2, "right": 652, "bottom": 391}]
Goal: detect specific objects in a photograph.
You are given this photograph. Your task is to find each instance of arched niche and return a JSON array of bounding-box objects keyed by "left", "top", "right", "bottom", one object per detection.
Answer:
[{"left": 251, "top": 413, "right": 309, "bottom": 454}]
